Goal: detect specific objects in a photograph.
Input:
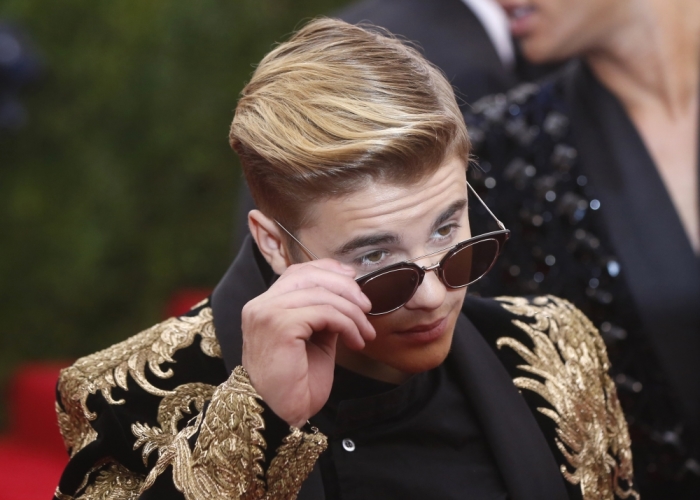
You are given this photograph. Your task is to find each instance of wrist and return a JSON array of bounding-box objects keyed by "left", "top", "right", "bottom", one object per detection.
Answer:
[{"left": 241, "top": 363, "right": 309, "bottom": 428}]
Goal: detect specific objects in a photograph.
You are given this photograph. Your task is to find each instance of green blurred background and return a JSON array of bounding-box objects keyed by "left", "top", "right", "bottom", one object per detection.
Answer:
[{"left": 0, "top": 0, "right": 351, "bottom": 425}]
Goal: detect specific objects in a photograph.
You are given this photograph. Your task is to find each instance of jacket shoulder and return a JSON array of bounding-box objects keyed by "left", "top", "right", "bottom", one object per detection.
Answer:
[
  {"left": 464, "top": 295, "right": 604, "bottom": 351},
  {"left": 56, "top": 302, "right": 222, "bottom": 457},
  {"left": 464, "top": 294, "right": 614, "bottom": 398},
  {"left": 491, "top": 295, "right": 611, "bottom": 369},
  {"left": 465, "top": 295, "right": 638, "bottom": 500}
]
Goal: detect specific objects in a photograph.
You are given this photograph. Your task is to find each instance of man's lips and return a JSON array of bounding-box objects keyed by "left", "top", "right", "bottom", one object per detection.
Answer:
[
  {"left": 393, "top": 317, "right": 449, "bottom": 344},
  {"left": 502, "top": 4, "right": 538, "bottom": 37}
]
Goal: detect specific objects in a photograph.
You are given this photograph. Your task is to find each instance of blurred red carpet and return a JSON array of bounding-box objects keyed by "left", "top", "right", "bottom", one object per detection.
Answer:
[
  {"left": 0, "top": 289, "right": 211, "bottom": 498},
  {"left": 0, "top": 362, "right": 70, "bottom": 499}
]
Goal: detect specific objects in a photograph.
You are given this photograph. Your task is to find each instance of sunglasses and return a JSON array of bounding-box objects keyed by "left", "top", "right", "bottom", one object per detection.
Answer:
[{"left": 276, "top": 182, "right": 509, "bottom": 315}]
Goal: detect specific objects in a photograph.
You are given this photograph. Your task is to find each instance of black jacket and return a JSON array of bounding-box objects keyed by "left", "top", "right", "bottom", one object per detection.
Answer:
[{"left": 54, "top": 236, "right": 636, "bottom": 499}]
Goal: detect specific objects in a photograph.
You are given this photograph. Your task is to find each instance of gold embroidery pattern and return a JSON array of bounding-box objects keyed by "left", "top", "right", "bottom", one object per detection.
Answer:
[
  {"left": 54, "top": 460, "right": 144, "bottom": 500},
  {"left": 495, "top": 296, "right": 638, "bottom": 500},
  {"left": 53, "top": 489, "right": 72, "bottom": 500},
  {"left": 56, "top": 306, "right": 220, "bottom": 456},
  {"left": 266, "top": 427, "right": 328, "bottom": 499},
  {"left": 134, "top": 366, "right": 327, "bottom": 500},
  {"left": 132, "top": 382, "right": 217, "bottom": 466},
  {"left": 56, "top": 306, "right": 326, "bottom": 499},
  {"left": 56, "top": 400, "right": 97, "bottom": 459}
]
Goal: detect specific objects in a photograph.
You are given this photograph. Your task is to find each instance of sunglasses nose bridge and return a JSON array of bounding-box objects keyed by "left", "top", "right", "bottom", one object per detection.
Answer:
[
  {"left": 422, "top": 262, "right": 441, "bottom": 275},
  {"left": 418, "top": 261, "right": 448, "bottom": 289}
]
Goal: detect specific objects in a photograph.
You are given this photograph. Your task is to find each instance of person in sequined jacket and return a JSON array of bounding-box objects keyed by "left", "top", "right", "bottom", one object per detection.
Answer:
[
  {"left": 54, "top": 18, "right": 637, "bottom": 500},
  {"left": 465, "top": 0, "right": 700, "bottom": 497}
]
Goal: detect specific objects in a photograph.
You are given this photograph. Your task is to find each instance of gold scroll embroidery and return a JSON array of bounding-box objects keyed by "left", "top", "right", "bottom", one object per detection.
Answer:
[
  {"left": 266, "top": 427, "right": 328, "bottom": 499},
  {"left": 56, "top": 400, "right": 97, "bottom": 460},
  {"left": 56, "top": 305, "right": 326, "bottom": 499},
  {"left": 496, "top": 295, "right": 638, "bottom": 500},
  {"left": 54, "top": 460, "right": 144, "bottom": 500},
  {"left": 132, "top": 382, "right": 217, "bottom": 466},
  {"left": 134, "top": 366, "right": 327, "bottom": 500},
  {"left": 56, "top": 306, "right": 220, "bottom": 456}
]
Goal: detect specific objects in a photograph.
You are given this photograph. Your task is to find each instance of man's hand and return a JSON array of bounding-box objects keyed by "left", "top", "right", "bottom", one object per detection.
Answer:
[{"left": 241, "top": 259, "right": 376, "bottom": 428}]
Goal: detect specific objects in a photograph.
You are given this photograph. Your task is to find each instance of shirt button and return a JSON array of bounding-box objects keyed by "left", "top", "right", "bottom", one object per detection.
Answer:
[{"left": 342, "top": 438, "right": 356, "bottom": 452}]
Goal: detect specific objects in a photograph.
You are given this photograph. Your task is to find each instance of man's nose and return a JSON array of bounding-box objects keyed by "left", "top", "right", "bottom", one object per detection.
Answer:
[{"left": 404, "top": 265, "right": 446, "bottom": 311}]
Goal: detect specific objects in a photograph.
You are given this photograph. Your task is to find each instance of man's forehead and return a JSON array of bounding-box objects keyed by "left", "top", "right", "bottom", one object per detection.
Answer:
[
  {"left": 300, "top": 162, "right": 469, "bottom": 249},
  {"left": 305, "top": 157, "right": 468, "bottom": 225}
]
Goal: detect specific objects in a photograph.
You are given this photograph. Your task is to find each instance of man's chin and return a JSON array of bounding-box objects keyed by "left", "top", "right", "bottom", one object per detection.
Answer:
[
  {"left": 374, "top": 323, "right": 455, "bottom": 375},
  {"left": 339, "top": 300, "right": 462, "bottom": 381},
  {"left": 335, "top": 321, "right": 455, "bottom": 384},
  {"left": 387, "top": 339, "right": 453, "bottom": 374}
]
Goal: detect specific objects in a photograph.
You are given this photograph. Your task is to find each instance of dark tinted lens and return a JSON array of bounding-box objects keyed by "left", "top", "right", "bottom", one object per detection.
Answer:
[
  {"left": 360, "top": 267, "right": 421, "bottom": 315},
  {"left": 442, "top": 239, "right": 499, "bottom": 288}
]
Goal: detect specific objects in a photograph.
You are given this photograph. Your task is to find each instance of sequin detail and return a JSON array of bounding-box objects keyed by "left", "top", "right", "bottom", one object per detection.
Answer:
[{"left": 466, "top": 76, "right": 692, "bottom": 483}]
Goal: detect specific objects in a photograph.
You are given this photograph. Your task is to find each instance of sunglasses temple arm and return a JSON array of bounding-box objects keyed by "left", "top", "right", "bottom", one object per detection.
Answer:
[
  {"left": 273, "top": 219, "right": 321, "bottom": 260},
  {"left": 467, "top": 181, "right": 506, "bottom": 231}
]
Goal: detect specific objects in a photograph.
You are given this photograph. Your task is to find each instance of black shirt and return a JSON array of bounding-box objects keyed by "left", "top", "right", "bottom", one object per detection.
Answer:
[{"left": 308, "top": 363, "right": 509, "bottom": 500}]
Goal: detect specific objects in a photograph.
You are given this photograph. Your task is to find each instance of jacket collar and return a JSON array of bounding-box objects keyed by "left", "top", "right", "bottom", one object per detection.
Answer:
[
  {"left": 446, "top": 313, "right": 570, "bottom": 500},
  {"left": 211, "top": 236, "right": 272, "bottom": 373}
]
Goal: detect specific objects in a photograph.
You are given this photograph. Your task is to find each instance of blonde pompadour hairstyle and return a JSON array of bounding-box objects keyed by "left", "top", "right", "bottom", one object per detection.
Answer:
[{"left": 230, "top": 17, "right": 470, "bottom": 231}]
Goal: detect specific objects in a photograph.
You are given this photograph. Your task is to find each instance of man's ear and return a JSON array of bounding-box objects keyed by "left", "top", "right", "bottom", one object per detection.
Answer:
[{"left": 248, "top": 210, "right": 294, "bottom": 275}]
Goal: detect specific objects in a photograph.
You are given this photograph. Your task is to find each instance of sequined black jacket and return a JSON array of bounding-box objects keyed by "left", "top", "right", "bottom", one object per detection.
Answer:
[{"left": 466, "top": 60, "right": 700, "bottom": 498}]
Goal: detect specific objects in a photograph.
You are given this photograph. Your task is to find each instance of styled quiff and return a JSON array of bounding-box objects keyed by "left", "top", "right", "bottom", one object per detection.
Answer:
[{"left": 229, "top": 18, "right": 470, "bottom": 231}]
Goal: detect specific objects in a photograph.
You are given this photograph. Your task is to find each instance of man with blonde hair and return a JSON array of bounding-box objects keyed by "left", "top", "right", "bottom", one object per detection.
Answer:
[{"left": 54, "top": 19, "right": 636, "bottom": 500}]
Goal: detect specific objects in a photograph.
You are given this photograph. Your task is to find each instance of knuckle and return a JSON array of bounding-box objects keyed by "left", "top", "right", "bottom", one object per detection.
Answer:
[
  {"left": 310, "top": 285, "right": 328, "bottom": 296},
  {"left": 241, "top": 300, "right": 257, "bottom": 321},
  {"left": 318, "top": 303, "right": 336, "bottom": 314}
]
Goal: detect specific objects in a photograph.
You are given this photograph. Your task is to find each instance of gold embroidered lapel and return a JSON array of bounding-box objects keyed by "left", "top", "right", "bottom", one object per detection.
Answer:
[{"left": 495, "top": 296, "right": 638, "bottom": 500}]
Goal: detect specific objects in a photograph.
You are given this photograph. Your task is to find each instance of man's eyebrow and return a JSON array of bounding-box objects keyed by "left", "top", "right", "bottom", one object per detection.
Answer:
[
  {"left": 332, "top": 200, "right": 468, "bottom": 256},
  {"left": 430, "top": 199, "right": 468, "bottom": 233},
  {"left": 333, "top": 232, "right": 400, "bottom": 256}
]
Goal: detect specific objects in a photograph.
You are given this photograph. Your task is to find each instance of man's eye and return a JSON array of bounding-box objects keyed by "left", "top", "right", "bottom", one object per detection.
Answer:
[
  {"left": 363, "top": 250, "right": 384, "bottom": 263},
  {"left": 356, "top": 250, "right": 388, "bottom": 267},
  {"left": 435, "top": 224, "right": 457, "bottom": 238}
]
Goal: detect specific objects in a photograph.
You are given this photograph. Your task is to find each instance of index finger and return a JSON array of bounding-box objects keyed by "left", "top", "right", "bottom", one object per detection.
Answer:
[
  {"left": 292, "top": 258, "right": 356, "bottom": 276},
  {"left": 274, "top": 260, "right": 371, "bottom": 311}
]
